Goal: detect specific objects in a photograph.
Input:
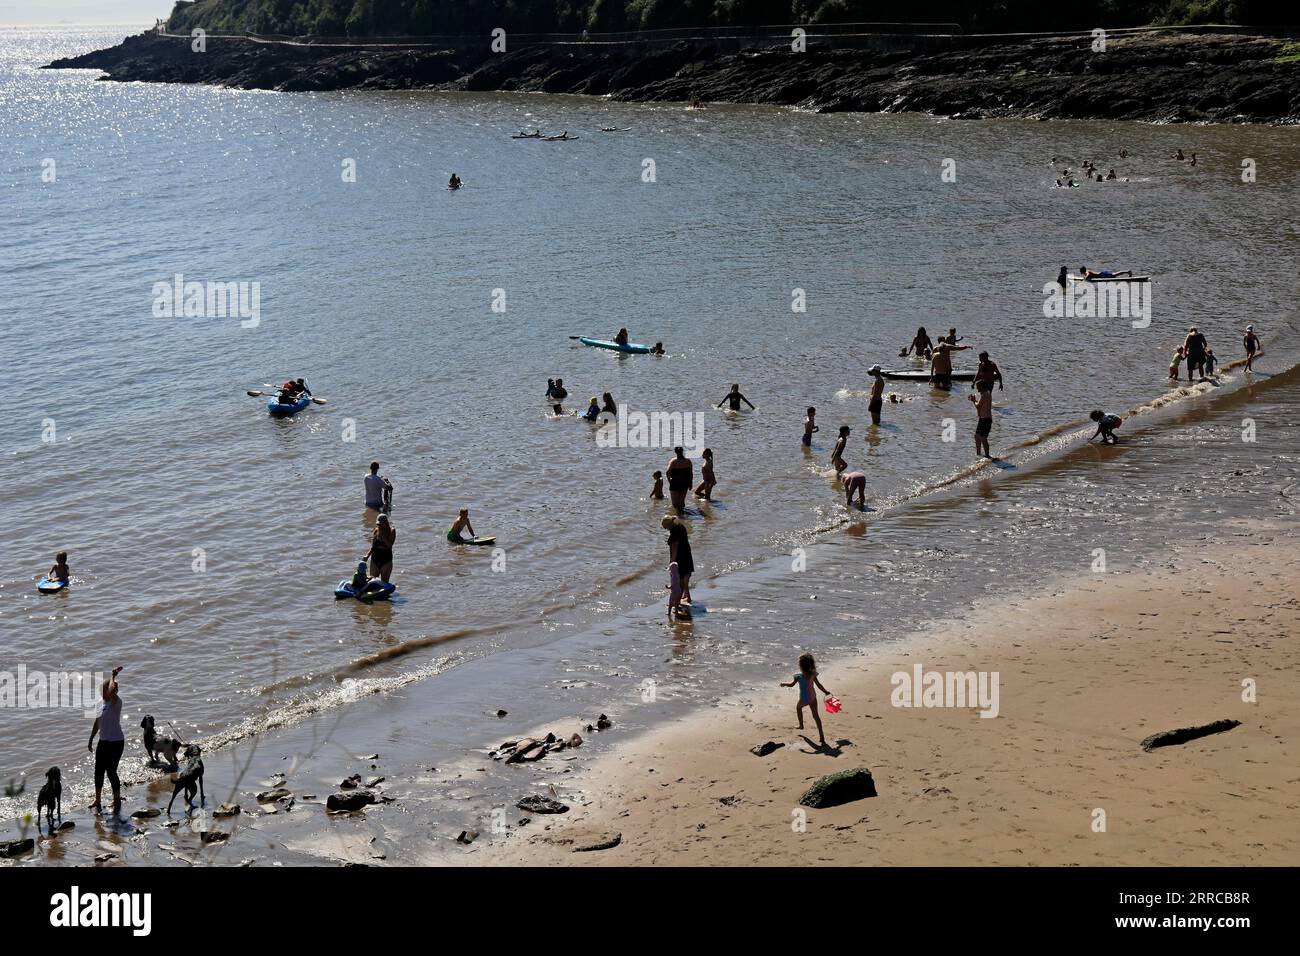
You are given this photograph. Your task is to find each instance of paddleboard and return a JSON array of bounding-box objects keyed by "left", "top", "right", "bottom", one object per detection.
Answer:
[
  {"left": 579, "top": 337, "right": 653, "bottom": 354},
  {"left": 1068, "top": 274, "right": 1150, "bottom": 283},
  {"left": 37, "top": 578, "right": 67, "bottom": 594},
  {"left": 881, "top": 370, "right": 977, "bottom": 382},
  {"left": 466, "top": 536, "right": 496, "bottom": 546}
]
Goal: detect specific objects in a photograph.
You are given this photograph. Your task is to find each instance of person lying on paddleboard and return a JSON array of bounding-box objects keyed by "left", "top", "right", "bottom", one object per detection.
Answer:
[
  {"left": 1088, "top": 410, "right": 1122, "bottom": 444},
  {"left": 717, "top": 384, "right": 755, "bottom": 412},
  {"left": 48, "top": 551, "right": 70, "bottom": 584},
  {"left": 901, "top": 326, "right": 933, "bottom": 358},
  {"left": 448, "top": 508, "right": 476, "bottom": 544},
  {"left": 1080, "top": 266, "right": 1134, "bottom": 279}
]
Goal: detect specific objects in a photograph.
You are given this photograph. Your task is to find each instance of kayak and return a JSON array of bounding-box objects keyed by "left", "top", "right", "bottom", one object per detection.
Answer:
[
  {"left": 268, "top": 395, "right": 312, "bottom": 416},
  {"left": 335, "top": 579, "right": 397, "bottom": 602},
  {"left": 579, "top": 337, "right": 652, "bottom": 354},
  {"left": 37, "top": 577, "right": 67, "bottom": 594},
  {"left": 1068, "top": 274, "right": 1151, "bottom": 283},
  {"left": 881, "top": 370, "right": 977, "bottom": 382}
]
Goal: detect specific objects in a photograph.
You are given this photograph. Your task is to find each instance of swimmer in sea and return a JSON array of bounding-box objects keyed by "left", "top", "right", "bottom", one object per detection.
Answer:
[
  {"left": 583, "top": 396, "right": 600, "bottom": 421},
  {"left": 601, "top": 392, "right": 618, "bottom": 415},
  {"left": 902, "top": 326, "right": 933, "bottom": 358},
  {"left": 546, "top": 378, "right": 568, "bottom": 401},
  {"left": 650, "top": 470, "right": 664, "bottom": 500},
  {"left": 842, "top": 469, "right": 867, "bottom": 509},
  {"left": 447, "top": 508, "right": 476, "bottom": 544},
  {"left": 1081, "top": 265, "right": 1133, "bottom": 279},
  {"left": 717, "top": 384, "right": 756, "bottom": 412},
  {"left": 803, "top": 407, "right": 819, "bottom": 447},
  {"left": 651, "top": 342, "right": 665, "bottom": 355},
  {"left": 831, "top": 426, "right": 850, "bottom": 474}
]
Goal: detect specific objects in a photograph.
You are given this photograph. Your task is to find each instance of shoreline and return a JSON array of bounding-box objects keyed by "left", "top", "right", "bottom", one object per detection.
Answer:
[
  {"left": 47, "top": 30, "right": 1300, "bottom": 124},
  {"left": 479, "top": 520, "right": 1300, "bottom": 866}
]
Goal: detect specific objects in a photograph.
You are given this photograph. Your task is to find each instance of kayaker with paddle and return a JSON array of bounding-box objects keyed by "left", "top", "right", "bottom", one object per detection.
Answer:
[
  {"left": 282, "top": 377, "right": 311, "bottom": 398},
  {"left": 365, "top": 461, "right": 393, "bottom": 512},
  {"left": 366, "top": 514, "right": 395, "bottom": 583},
  {"left": 666, "top": 447, "right": 693, "bottom": 514}
]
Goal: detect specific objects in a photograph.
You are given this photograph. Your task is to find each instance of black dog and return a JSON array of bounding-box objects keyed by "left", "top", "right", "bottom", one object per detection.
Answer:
[
  {"left": 166, "top": 745, "right": 205, "bottom": 814},
  {"left": 141, "top": 715, "right": 182, "bottom": 769},
  {"left": 36, "top": 767, "right": 61, "bottom": 833}
]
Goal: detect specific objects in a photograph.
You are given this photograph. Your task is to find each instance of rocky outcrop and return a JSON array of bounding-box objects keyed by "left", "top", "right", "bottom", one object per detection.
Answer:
[
  {"left": 47, "top": 31, "right": 1300, "bottom": 123},
  {"left": 799, "top": 768, "right": 877, "bottom": 808}
]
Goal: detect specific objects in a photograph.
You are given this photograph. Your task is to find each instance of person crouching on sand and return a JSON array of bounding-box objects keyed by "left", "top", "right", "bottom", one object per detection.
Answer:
[{"left": 781, "top": 652, "right": 831, "bottom": 747}]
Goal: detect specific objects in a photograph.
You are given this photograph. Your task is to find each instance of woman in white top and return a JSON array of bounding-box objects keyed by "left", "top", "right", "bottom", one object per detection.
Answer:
[{"left": 87, "top": 666, "right": 125, "bottom": 813}]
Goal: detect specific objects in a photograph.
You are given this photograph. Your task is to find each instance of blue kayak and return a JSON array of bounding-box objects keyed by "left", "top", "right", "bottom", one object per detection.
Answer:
[
  {"left": 335, "top": 579, "right": 396, "bottom": 602},
  {"left": 268, "top": 395, "right": 312, "bottom": 416},
  {"left": 579, "top": 337, "right": 653, "bottom": 354}
]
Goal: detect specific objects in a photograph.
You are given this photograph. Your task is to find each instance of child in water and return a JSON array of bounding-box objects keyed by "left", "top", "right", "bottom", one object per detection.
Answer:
[
  {"left": 666, "top": 560, "right": 684, "bottom": 620},
  {"left": 694, "top": 448, "right": 716, "bottom": 500},
  {"left": 803, "top": 407, "right": 819, "bottom": 447},
  {"left": 1168, "top": 345, "right": 1184, "bottom": 381},
  {"left": 447, "top": 508, "right": 476, "bottom": 544},
  {"left": 1088, "top": 410, "right": 1123, "bottom": 444},
  {"left": 48, "top": 551, "right": 70, "bottom": 583},
  {"left": 1204, "top": 348, "right": 1217, "bottom": 377},
  {"left": 650, "top": 470, "right": 664, "bottom": 500},
  {"left": 583, "top": 396, "right": 600, "bottom": 421},
  {"left": 780, "top": 652, "right": 832, "bottom": 747},
  {"left": 831, "top": 426, "right": 850, "bottom": 474}
]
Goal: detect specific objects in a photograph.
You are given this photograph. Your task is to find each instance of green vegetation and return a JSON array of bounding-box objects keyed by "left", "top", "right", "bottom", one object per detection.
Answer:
[
  {"left": 163, "top": 0, "right": 1295, "bottom": 38},
  {"left": 1275, "top": 40, "right": 1300, "bottom": 62}
]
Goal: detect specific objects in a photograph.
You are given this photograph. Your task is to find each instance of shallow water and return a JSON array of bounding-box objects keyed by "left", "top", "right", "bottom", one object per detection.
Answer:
[{"left": 2, "top": 27, "right": 1298, "bottom": 803}]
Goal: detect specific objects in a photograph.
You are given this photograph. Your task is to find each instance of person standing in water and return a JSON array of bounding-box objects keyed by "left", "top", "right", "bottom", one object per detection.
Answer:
[
  {"left": 366, "top": 514, "right": 395, "bottom": 582},
  {"left": 902, "top": 326, "right": 933, "bottom": 358},
  {"left": 694, "top": 448, "right": 716, "bottom": 501},
  {"left": 969, "top": 388, "right": 994, "bottom": 458},
  {"left": 930, "top": 340, "right": 971, "bottom": 389},
  {"left": 1243, "top": 325, "right": 1260, "bottom": 370},
  {"left": 665, "top": 447, "right": 694, "bottom": 514},
  {"left": 717, "top": 384, "right": 756, "bottom": 412},
  {"left": 364, "top": 461, "right": 393, "bottom": 511},
  {"left": 87, "top": 666, "right": 125, "bottom": 814},
  {"left": 802, "top": 407, "right": 819, "bottom": 447},
  {"left": 973, "top": 352, "right": 1004, "bottom": 392},
  {"left": 661, "top": 515, "right": 694, "bottom": 606},
  {"left": 448, "top": 173, "right": 462, "bottom": 188},
  {"left": 867, "top": 365, "right": 885, "bottom": 425},
  {"left": 831, "top": 426, "right": 850, "bottom": 474},
  {"left": 1183, "top": 326, "right": 1209, "bottom": 381}
]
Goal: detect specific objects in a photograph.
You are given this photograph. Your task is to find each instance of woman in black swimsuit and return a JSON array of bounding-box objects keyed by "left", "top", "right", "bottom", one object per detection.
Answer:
[
  {"left": 666, "top": 446, "right": 693, "bottom": 514},
  {"left": 366, "top": 514, "right": 396, "bottom": 583},
  {"left": 661, "top": 515, "right": 694, "bottom": 606}
]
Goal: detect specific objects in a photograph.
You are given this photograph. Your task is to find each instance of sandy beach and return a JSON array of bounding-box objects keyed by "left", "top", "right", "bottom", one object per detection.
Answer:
[{"left": 484, "top": 520, "right": 1299, "bottom": 866}]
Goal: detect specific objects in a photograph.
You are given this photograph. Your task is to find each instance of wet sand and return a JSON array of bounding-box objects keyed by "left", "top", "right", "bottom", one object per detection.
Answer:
[{"left": 482, "top": 520, "right": 1300, "bottom": 866}]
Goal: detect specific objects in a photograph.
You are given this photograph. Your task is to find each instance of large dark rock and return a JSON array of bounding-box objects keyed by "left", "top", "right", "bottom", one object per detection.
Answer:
[
  {"left": 326, "top": 790, "right": 376, "bottom": 812},
  {"left": 516, "top": 795, "right": 568, "bottom": 814},
  {"left": 798, "top": 768, "right": 877, "bottom": 808},
  {"left": 0, "top": 838, "right": 34, "bottom": 858}
]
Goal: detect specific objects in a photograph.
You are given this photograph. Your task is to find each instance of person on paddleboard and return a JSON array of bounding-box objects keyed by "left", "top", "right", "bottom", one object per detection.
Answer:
[
  {"left": 1080, "top": 265, "right": 1133, "bottom": 279},
  {"left": 717, "top": 384, "right": 755, "bottom": 412},
  {"left": 448, "top": 173, "right": 462, "bottom": 189},
  {"left": 48, "top": 551, "right": 70, "bottom": 584},
  {"left": 365, "top": 461, "right": 393, "bottom": 511},
  {"left": 614, "top": 328, "right": 629, "bottom": 346}
]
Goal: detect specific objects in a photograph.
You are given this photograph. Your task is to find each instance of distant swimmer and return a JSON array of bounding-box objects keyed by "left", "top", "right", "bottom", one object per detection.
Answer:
[
  {"left": 546, "top": 378, "right": 568, "bottom": 401},
  {"left": 364, "top": 461, "right": 393, "bottom": 511},
  {"left": 1243, "top": 325, "right": 1260, "bottom": 370},
  {"left": 841, "top": 470, "right": 867, "bottom": 509},
  {"left": 650, "top": 342, "right": 665, "bottom": 355},
  {"left": 941, "top": 327, "right": 963, "bottom": 346},
  {"left": 969, "top": 388, "right": 993, "bottom": 458},
  {"left": 1183, "top": 326, "right": 1209, "bottom": 381},
  {"left": 901, "top": 326, "right": 933, "bottom": 358},
  {"left": 717, "top": 383, "right": 756, "bottom": 412},
  {"left": 447, "top": 508, "right": 476, "bottom": 544},
  {"left": 831, "top": 426, "right": 850, "bottom": 474},
  {"left": 694, "top": 448, "right": 716, "bottom": 501},
  {"left": 973, "top": 351, "right": 1004, "bottom": 392},
  {"left": 691, "top": 95, "right": 705, "bottom": 109},
  {"left": 1190, "top": 153, "right": 1197, "bottom": 167},
  {"left": 614, "top": 328, "right": 629, "bottom": 346},
  {"left": 1173, "top": 149, "right": 1185, "bottom": 161},
  {"left": 930, "top": 340, "right": 971, "bottom": 390},
  {"left": 448, "top": 173, "right": 462, "bottom": 189},
  {"left": 1119, "top": 148, "right": 1129, "bottom": 158},
  {"left": 867, "top": 365, "right": 885, "bottom": 425},
  {"left": 1168, "top": 344, "right": 1185, "bottom": 381},
  {"left": 802, "top": 407, "right": 819, "bottom": 447},
  {"left": 1088, "top": 410, "right": 1123, "bottom": 444}
]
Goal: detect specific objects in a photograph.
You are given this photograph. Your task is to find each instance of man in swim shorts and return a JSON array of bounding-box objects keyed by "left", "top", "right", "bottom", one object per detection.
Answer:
[
  {"left": 1243, "top": 325, "right": 1260, "bottom": 370},
  {"left": 970, "top": 388, "right": 993, "bottom": 458},
  {"left": 930, "top": 340, "right": 970, "bottom": 389},
  {"left": 867, "top": 365, "right": 885, "bottom": 425},
  {"left": 842, "top": 470, "right": 867, "bottom": 509},
  {"left": 665, "top": 447, "right": 694, "bottom": 514},
  {"left": 448, "top": 508, "right": 476, "bottom": 544},
  {"left": 973, "top": 352, "right": 1004, "bottom": 393}
]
